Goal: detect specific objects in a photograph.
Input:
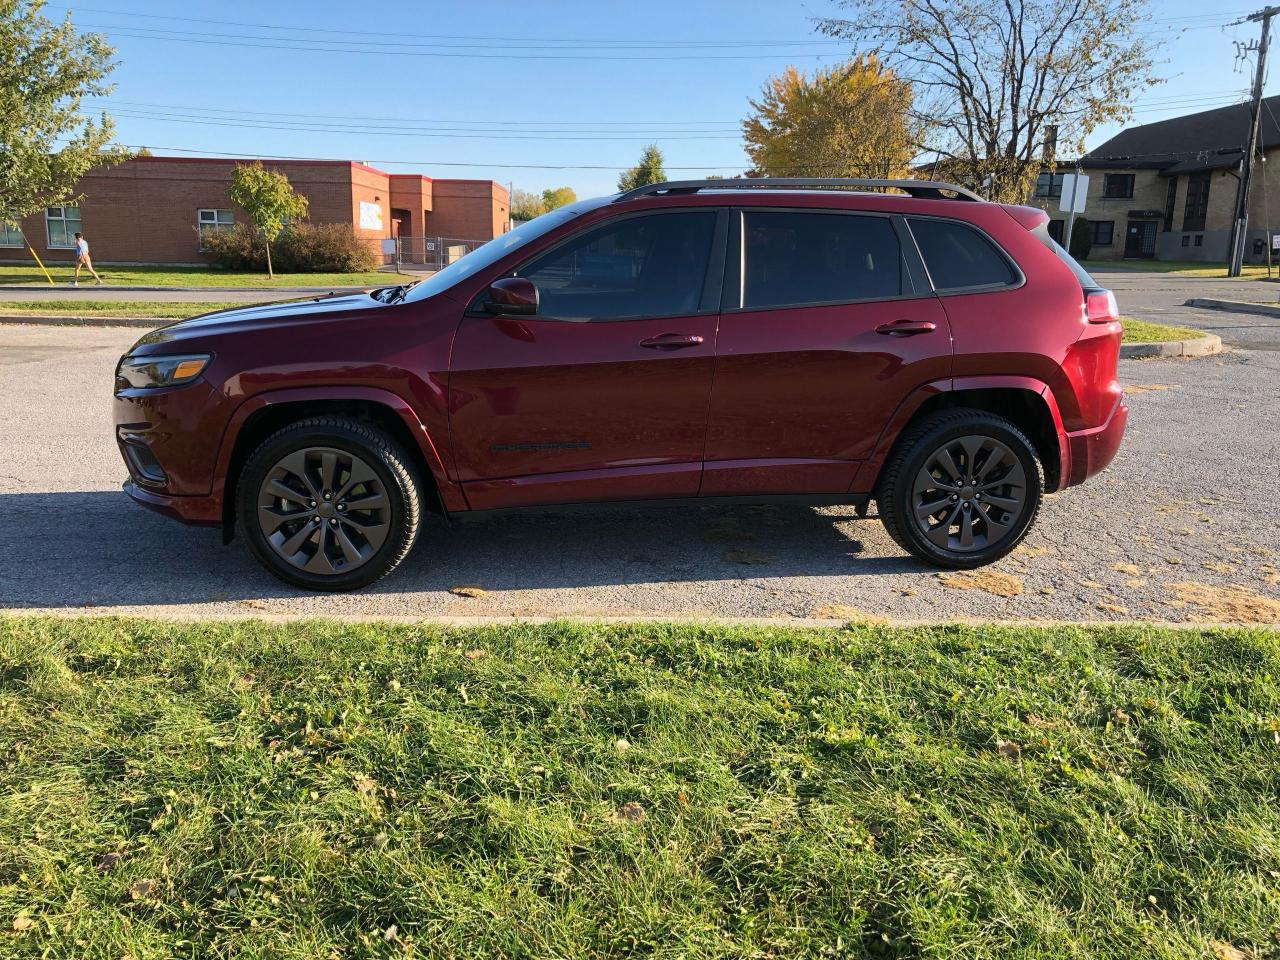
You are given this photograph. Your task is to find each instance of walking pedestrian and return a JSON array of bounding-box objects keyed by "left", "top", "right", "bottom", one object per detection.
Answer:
[{"left": 70, "top": 232, "right": 103, "bottom": 286}]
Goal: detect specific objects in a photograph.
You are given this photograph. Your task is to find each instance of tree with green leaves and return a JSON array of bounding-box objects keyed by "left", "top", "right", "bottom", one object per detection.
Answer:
[
  {"left": 228, "top": 162, "right": 309, "bottom": 278},
  {"left": 541, "top": 186, "right": 577, "bottom": 211},
  {"left": 818, "top": 0, "right": 1158, "bottom": 203},
  {"left": 617, "top": 145, "right": 667, "bottom": 192},
  {"left": 0, "top": 0, "right": 127, "bottom": 244},
  {"left": 743, "top": 56, "right": 917, "bottom": 179}
]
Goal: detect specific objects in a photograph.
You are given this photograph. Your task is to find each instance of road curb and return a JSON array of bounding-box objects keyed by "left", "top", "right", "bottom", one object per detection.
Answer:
[
  {"left": 0, "top": 314, "right": 162, "bottom": 327},
  {"left": 1185, "top": 296, "right": 1280, "bottom": 317},
  {"left": 1120, "top": 333, "right": 1222, "bottom": 359}
]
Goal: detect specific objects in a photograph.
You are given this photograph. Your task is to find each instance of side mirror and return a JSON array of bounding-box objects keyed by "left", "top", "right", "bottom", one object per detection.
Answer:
[{"left": 484, "top": 276, "right": 539, "bottom": 316}]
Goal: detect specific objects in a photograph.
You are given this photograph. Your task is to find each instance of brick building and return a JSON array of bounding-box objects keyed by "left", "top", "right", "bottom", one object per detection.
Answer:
[
  {"left": 0, "top": 156, "right": 510, "bottom": 265},
  {"left": 1027, "top": 96, "right": 1280, "bottom": 263}
]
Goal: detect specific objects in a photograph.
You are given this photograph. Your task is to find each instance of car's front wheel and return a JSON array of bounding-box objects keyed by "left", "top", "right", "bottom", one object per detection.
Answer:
[
  {"left": 877, "top": 409, "right": 1043, "bottom": 569},
  {"left": 236, "top": 417, "right": 423, "bottom": 590}
]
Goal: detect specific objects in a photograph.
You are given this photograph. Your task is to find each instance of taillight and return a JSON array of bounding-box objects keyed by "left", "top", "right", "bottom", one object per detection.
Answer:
[{"left": 1085, "top": 288, "right": 1119, "bottom": 324}]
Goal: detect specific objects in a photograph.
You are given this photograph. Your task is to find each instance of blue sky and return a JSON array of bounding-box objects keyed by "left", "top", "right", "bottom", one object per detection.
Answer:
[{"left": 64, "top": 0, "right": 1263, "bottom": 198}]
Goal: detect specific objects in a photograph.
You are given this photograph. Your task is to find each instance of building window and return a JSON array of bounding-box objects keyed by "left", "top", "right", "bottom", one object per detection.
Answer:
[
  {"left": 45, "top": 205, "right": 81, "bottom": 248},
  {"left": 1181, "top": 235, "right": 1190, "bottom": 247},
  {"left": 1194, "top": 234, "right": 1204, "bottom": 247},
  {"left": 1184, "top": 174, "right": 1211, "bottom": 231},
  {"left": 1163, "top": 178, "right": 1178, "bottom": 232},
  {"left": 1092, "top": 221, "right": 1115, "bottom": 246},
  {"left": 1103, "top": 174, "right": 1135, "bottom": 199},
  {"left": 1035, "top": 172, "right": 1066, "bottom": 198},
  {"left": 0, "top": 222, "right": 23, "bottom": 248},
  {"left": 197, "top": 209, "right": 235, "bottom": 251}
]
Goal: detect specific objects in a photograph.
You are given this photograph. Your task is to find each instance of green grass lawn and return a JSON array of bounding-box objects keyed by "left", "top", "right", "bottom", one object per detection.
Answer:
[
  {"left": 1120, "top": 316, "right": 1202, "bottom": 343},
  {"left": 0, "top": 264, "right": 394, "bottom": 288},
  {"left": 2, "top": 617, "right": 1278, "bottom": 959},
  {"left": 0, "top": 300, "right": 252, "bottom": 320},
  {"left": 1092, "top": 259, "right": 1276, "bottom": 279}
]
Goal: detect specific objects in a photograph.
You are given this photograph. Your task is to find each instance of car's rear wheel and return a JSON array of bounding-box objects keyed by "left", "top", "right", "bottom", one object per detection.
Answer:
[
  {"left": 877, "top": 409, "right": 1043, "bottom": 569},
  {"left": 237, "top": 417, "right": 423, "bottom": 590}
]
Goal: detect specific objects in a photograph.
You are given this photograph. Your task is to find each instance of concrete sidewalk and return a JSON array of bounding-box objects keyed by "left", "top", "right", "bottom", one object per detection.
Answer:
[{"left": 0, "top": 285, "right": 376, "bottom": 302}]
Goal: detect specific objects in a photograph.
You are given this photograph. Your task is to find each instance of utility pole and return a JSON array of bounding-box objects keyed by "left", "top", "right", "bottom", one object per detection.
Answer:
[{"left": 1228, "top": 5, "right": 1279, "bottom": 276}]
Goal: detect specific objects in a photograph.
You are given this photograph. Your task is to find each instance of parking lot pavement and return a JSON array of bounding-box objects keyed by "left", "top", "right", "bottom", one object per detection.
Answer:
[
  {"left": 1099, "top": 269, "right": 1280, "bottom": 352},
  {"left": 1, "top": 322, "right": 1276, "bottom": 625}
]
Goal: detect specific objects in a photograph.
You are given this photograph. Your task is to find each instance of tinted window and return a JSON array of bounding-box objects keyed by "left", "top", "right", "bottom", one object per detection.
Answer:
[
  {"left": 908, "top": 218, "right": 1017, "bottom": 291},
  {"left": 742, "top": 211, "right": 901, "bottom": 309},
  {"left": 516, "top": 211, "right": 716, "bottom": 321}
]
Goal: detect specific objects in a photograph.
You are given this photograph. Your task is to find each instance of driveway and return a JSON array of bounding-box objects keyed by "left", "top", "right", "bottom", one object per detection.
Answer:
[{"left": 0, "top": 321, "right": 1276, "bottom": 624}]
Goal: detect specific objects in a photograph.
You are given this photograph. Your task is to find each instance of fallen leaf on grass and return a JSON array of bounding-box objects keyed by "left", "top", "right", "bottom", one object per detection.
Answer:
[
  {"left": 128, "top": 879, "right": 157, "bottom": 901},
  {"left": 96, "top": 852, "right": 124, "bottom": 873},
  {"left": 1110, "top": 707, "right": 1131, "bottom": 725},
  {"left": 996, "top": 740, "right": 1022, "bottom": 762},
  {"left": 721, "top": 549, "right": 774, "bottom": 565},
  {"left": 614, "top": 738, "right": 631, "bottom": 753},
  {"left": 611, "top": 801, "right": 646, "bottom": 823},
  {"left": 938, "top": 570, "right": 1023, "bottom": 598},
  {"left": 353, "top": 774, "right": 378, "bottom": 795},
  {"left": 11, "top": 915, "right": 34, "bottom": 932},
  {"left": 1168, "top": 582, "right": 1280, "bottom": 624},
  {"left": 449, "top": 585, "right": 487, "bottom": 598},
  {"left": 1210, "top": 941, "right": 1254, "bottom": 960},
  {"left": 463, "top": 648, "right": 486, "bottom": 660}
]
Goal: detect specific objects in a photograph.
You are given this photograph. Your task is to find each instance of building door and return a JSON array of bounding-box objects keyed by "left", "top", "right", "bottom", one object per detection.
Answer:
[{"left": 1124, "top": 220, "right": 1157, "bottom": 259}]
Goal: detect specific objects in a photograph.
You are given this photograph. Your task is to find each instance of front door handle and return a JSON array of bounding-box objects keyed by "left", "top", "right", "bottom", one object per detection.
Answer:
[
  {"left": 639, "top": 333, "right": 705, "bottom": 350},
  {"left": 875, "top": 319, "right": 937, "bottom": 336}
]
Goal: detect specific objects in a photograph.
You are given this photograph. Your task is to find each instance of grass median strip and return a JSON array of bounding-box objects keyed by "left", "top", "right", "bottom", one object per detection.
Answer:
[
  {"left": 2, "top": 616, "right": 1278, "bottom": 957},
  {"left": 0, "top": 265, "right": 392, "bottom": 288},
  {"left": 0, "top": 300, "right": 256, "bottom": 320},
  {"left": 1120, "top": 316, "right": 1202, "bottom": 343}
]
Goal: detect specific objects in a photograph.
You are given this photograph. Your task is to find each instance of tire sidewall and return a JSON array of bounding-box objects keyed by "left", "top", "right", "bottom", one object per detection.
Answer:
[
  {"left": 890, "top": 417, "right": 1042, "bottom": 568},
  {"left": 238, "top": 424, "right": 414, "bottom": 591}
]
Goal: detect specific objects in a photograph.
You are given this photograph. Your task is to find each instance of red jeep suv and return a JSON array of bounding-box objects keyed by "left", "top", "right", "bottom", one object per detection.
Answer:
[{"left": 114, "top": 178, "right": 1127, "bottom": 590}]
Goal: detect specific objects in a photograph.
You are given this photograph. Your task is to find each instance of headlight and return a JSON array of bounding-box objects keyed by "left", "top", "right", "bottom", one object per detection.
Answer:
[{"left": 115, "top": 353, "right": 211, "bottom": 390}]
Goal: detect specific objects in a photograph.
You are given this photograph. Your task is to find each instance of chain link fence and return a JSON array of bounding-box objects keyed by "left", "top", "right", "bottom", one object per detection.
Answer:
[{"left": 380, "top": 236, "right": 488, "bottom": 271}]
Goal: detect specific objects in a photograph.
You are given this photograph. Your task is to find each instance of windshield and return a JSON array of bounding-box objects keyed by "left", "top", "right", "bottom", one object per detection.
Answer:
[{"left": 402, "top": 198, "right": 605, "bottom": 303}]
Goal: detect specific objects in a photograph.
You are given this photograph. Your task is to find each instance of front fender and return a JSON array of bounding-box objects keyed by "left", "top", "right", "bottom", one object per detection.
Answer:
[{"left": 211, "top": 384, "right": 466, "bottom": 513}]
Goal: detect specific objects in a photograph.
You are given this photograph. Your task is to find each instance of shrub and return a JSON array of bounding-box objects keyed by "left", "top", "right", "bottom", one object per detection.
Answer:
[
  {"left": 199, "top": 223, "right": 264, "bottom": 270},
  {"left": 1069, "top": 217, "right": 1093, "bottom": 261},
  {"left": 275, "top": 223, "right": 379, "bottom": 273},
  {"left": 199, "top": 222, "right": 379, "bottom": 273}
]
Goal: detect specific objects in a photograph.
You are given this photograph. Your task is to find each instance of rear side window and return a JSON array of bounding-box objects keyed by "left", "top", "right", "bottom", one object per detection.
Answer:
[
  {"left": 1029, "top": 220, "right": 1097, "bottom": 289},
  {"left": 908, "top": 217, "right": 1018, "bottom": 292},
  {"left": 742, "top": 210, "right": 901, "bottom": 309},
  {"left": 516, "top": 211, "right": 716, "bottom": 321}
]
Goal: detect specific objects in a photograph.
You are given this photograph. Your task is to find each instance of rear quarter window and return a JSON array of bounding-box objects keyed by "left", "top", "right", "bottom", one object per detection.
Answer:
[{"left": 907, "top": 217, "right": 1018, "bottom": 292}]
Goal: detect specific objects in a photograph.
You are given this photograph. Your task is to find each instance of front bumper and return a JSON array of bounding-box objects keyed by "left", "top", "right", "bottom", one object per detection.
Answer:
[
  {"left": 123, "top": 479, "right": 222, "bottom": 526},
  {"left": 1065, "top": 397, "right": 1128, "bottom": 487}
]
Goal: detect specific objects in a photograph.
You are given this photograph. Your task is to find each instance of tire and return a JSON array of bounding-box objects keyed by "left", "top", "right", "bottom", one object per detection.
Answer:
[
  {"left": 236, "top": 416, "right": 423, "bottom": 591},
  {"left": 876, "top": 409, "right": 1043, "bottom": 569}
]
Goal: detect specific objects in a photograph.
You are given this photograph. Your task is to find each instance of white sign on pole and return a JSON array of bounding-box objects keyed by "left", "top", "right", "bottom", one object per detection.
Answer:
[{"left": 1058, "top": 173, "right": 1089, "bottom": 214}]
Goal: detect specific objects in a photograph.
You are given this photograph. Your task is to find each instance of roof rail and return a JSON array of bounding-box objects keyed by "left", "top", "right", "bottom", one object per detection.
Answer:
[{"left": 614, "top": 177, "right": 984, "bottom": 203}]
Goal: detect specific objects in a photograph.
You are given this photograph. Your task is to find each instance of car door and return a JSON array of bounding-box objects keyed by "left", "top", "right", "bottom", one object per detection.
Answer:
[
  {"left": 702, "top": 207, "right": 952, "bottom": 495},
  {"left": 449, "top": 208, "right": 727, "bottom": 509}
]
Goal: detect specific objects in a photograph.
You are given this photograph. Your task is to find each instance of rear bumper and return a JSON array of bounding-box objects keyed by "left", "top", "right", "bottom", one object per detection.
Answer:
[
  {"left": 1064, "top": 397, "right": 1128, "bottom": 487},
  {"left": 123, "top": 480, "right": 222, "bottom": 526}
]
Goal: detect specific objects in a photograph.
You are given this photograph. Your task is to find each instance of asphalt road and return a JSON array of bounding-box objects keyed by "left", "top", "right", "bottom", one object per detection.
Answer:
[{"left": 0, "top": 308, "right": 1276, "bottom": 624}]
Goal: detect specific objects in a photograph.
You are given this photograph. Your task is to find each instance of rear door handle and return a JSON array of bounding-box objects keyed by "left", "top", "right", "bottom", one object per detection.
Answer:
[
  {"left": 639, "top": 333, "right": 705, "bottom": 350},
  {"left": 875, "top": 319, "right": 937, "bottom": 336}
]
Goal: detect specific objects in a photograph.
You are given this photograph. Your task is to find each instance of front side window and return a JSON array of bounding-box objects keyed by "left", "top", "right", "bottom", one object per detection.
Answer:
[
  {"left": 741, "top": 210, "right": 901, "bottom": 309},
  {"left": 0, "top": 222, "right": 23, "bottom": 248},
  {"left": 197, "top": 208, "right": 235, "bottom": 251},
  {"left": 1103, "top": 174, "right": 1135, "bottom": 199},
  {"left": 907, "top": 217, "right": 1018, "bottom": 292},
  {"left": 515, "top": 211, "right": 716, "bottom": 321},
  {"left": 45, "top": 205, "right": 81, "bottom": 248}
]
